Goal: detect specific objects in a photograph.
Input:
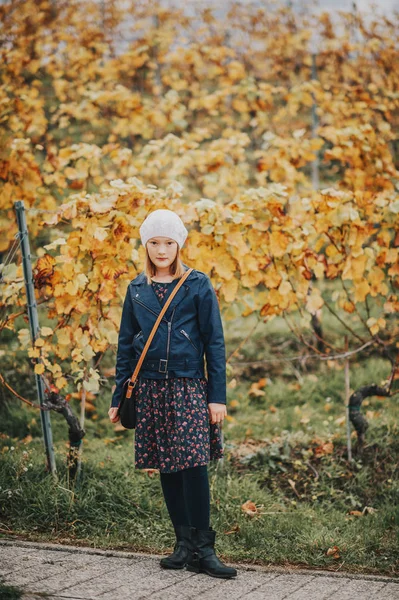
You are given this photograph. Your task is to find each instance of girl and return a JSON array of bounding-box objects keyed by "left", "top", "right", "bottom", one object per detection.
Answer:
[{"left": 108, "top": 209, "right": 237, "bottom": 579}]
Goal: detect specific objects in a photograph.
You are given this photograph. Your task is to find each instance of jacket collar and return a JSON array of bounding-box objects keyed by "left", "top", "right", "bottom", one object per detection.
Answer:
[{"left": 129, "top": 263, "right": 199, "bottom": 319}]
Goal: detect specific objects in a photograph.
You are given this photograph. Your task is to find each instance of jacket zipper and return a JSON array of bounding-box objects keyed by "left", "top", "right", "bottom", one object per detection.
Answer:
[
  {"left": 180, "top": 329, "right": 199, "bottom": 352},
  {"left": 132, "top": 297, "right": 168, "bottom": 323},
  {"left": 133, "top": 330, "right": 143, "bottom": 340},
  {"left": 133, "top": 295, "right": 178, "bottom": 377},
  {"left": 165, "top": 307, "right": 176, "bottom": 379}
]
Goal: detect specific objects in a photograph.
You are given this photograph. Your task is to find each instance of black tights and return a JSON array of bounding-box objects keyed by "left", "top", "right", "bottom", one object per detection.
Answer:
[{"left": 160, "top": 465, "right": 210, "bottom": 530}]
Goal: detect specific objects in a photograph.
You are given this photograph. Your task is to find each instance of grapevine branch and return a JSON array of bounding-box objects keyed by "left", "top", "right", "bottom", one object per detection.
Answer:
[
  {"left": 229, "top": 338, "right": 375, "bottom": 366},
  {"left": 0, "top": 373, "right": 85, "bottom": 445}
]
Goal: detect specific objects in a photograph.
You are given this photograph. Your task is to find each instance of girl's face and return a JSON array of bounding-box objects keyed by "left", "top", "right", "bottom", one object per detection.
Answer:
[{"left": 147, "top": 237, "right": 178, "bottom": 270}]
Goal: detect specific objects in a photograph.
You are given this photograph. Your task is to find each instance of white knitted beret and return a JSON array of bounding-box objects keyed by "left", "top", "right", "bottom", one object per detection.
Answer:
[{"left": 139, "top": 209, "right": 188, "bottom": 249}]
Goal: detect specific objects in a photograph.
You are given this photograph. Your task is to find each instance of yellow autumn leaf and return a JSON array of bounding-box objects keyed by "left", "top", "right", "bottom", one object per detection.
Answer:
[
  {"left": 263, "top": 265, "right": 282, "bottom": 289},
  {"left": 46, "top": 363, "right": 62, "bottom": 375},
  {"left": 278, "top": 280, "right": 292, "bottom": 295},
  {"left": 43, "top": 238, "right": 67, "bottom": 251},
  {"left": 227, "top": 60, "right": 246, "bottom": 81},
  {"left": 81, "top": 368, "right": 100, "bottom": 393},
  {"left": 76, "top": 273, "right": 89, "bottom": 288},
  {"left": 57, "top": 328, "right": 71, "bottom": 346},
  {"left": 74, "top": 297, "right": 92, "bottom": 314},
  {"left": 98, "top": 320, "right": 119, "bottom": 345},
  {"left": 82, "top": 344, "right": 95, "bottom": 361},
  {"left": 93, "top": 227, "right": 109, "bottom": 241},
  {"left": 65, "top": 280, "right": 78, "bottom": 296},
  {"left": 313, "top": 262, "right": 325, "bottom": 279},
  {"left": 18, "top": 329, "right": 31, "bottom": 348},
  {"left": 34, "top": 363, "right": 45, "bottom": 375},
  {"left": 326, "top": 244, "right": 339, "bottom": 257},
  {"left": 241, "top": 270, "right": 263, "bottom": 288},
  {"left": 342, "top": 300, "right": 355, "bottom": 313},
  {"left": 269, "top": 231, "right": 289, "bottom": 258},
  {"left": 40, "top": 327, "right": 53, "bottom": 336},
  {"left": 55, "top": 376, "right": 68, "bottom": 389},
  {"left": 28, "top": 347, "right": 41, "bottom": 358},
  {"left": 353, "top": 280, "right": 370, "bottom": 303},
  {"left": 367, "top": 317, "right": 379, "bottom": 335},
  {"left": 222, "top": 277, "right": 239, "bottom": 302},
  {"left": 0, "top": 263, "right": 18, "bottom": 282},
  {"left": 342, "top": 255, "right": 367, "bottom": 281},
  {"left": 71, "top": 348, "right": 84, "bottom": 362},
  {"left": 306, "top": 288, "right": 324, "bottom": 314}
]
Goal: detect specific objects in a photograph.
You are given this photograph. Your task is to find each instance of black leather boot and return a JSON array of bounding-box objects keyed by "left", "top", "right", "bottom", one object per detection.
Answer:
[
  {"left": 186, "top": 526, "right": 237, "bottom": 578},
  {"left": 160, "top": 524, "right": 196, "bottom": 569}
]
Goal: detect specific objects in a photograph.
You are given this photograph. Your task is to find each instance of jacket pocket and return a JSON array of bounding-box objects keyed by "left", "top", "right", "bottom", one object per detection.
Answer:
[{"left": 179, "top": 329, "right": 199, "bottom": 352}]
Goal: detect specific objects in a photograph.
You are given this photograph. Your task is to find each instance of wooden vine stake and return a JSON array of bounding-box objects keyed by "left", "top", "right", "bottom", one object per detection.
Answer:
[
  {"left": 14, "top": 200, "right": 57, "bottom": 475},
  {"left": 344, "top": 335, "right": 353, "bottom": 462},
  {"left": 75, "top": 369, "right": 87, "bottom": 483}
]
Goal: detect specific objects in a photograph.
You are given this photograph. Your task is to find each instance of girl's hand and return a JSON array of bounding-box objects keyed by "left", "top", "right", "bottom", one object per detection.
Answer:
[
  {"left": 208, "top": 403, "right": 227, "bottom": 425},
  {"left": 108, "top": 407, "right": 120, "bottom": 423}
]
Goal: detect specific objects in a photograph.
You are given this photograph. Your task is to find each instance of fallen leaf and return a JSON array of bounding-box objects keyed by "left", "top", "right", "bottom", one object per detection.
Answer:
[
  {"left": 288, "top": 478, "right": 300, "bottom": 498},
  {"left": 362, "top": 506, "right": 377, "bottom": 515},
  {"left": 143, "top": 468, "right": 158, "bottom": 477},
  {"left": 241, "top": 500, "right": 260, "bottom": 517},
  {"left": 326, "top": 545, "right": 340, "bottom": 559},
  {"left": 224, "top": 524, "right": 240, "bottom": 534},
  {"left": 249, "top": 382, "right": 265, "bottom": 397},
  {"left": 314, "top": 441, "right": 334, "bottom": 457}
]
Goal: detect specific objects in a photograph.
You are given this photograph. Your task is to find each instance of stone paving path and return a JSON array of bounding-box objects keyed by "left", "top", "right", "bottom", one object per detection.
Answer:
[{"left": 1, "top": 540, "right": 398, "bottom": 600}]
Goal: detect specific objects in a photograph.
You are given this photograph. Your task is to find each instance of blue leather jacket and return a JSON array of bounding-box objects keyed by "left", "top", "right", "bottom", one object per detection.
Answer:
[{"left": 110, "top": 263, "right": 227, "bottom": 408}]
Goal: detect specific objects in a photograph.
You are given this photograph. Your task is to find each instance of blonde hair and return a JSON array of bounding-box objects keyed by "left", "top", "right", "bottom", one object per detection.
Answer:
[{"left": 144, "top": 244, "right": 186, "bottom": 285}]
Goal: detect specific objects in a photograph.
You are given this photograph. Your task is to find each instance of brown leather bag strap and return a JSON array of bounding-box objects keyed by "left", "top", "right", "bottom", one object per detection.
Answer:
[{"left": 124, "top": 267, "right": 193, "bottom": 399}]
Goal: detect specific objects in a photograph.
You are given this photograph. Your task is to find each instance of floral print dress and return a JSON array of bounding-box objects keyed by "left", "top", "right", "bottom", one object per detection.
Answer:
[{"left": 134, "top": 280, "right": 224, "bottom": 473}]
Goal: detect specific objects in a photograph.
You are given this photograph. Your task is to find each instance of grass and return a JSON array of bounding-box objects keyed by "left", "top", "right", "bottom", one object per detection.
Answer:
[
  {"left": 0, "top": 580, "right": 22, "bottom": 600},
  {"left": 0, "top": 308, "right": 398, "bottom": 576},
  {"left": 0, "top": 427, "right": 397, "bottom": 575}
]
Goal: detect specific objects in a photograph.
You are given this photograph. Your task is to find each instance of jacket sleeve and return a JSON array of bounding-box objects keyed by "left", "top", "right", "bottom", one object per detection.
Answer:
[
  {"left": 197, "top": 275, "right": 227, "bottom": 405},
  {"left": 110, "top": 285, "right": 137, "bottom": 408}
]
